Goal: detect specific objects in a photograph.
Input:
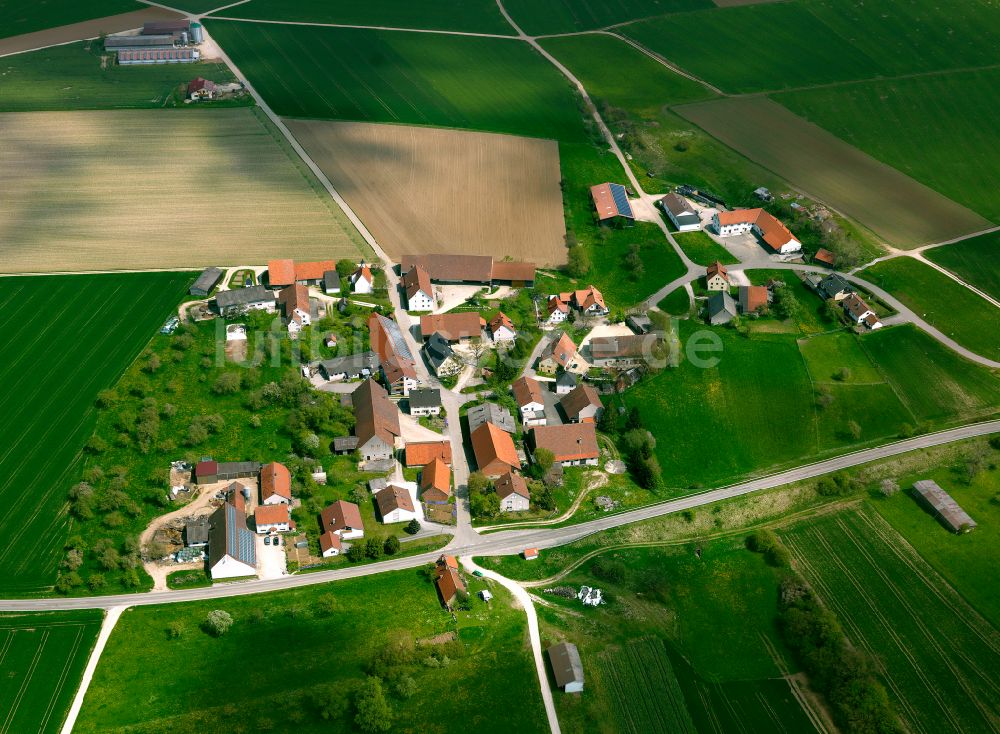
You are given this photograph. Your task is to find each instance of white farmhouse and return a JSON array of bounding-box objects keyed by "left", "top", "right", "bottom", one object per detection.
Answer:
[{"left": 376, "top": 484, "right": 421, "bottom": 524}]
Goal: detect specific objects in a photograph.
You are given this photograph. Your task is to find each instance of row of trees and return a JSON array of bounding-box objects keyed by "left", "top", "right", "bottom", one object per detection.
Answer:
[{"left": 777, "top": 575, "right": 901, "bottom": 734}]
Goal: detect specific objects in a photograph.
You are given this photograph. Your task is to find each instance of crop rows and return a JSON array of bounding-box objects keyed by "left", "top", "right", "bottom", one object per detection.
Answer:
[
  {"left": 0, "top": 273, "right": 191, "bottom": 593},
  {"left": 782, "top": 507, "right": 1000, "bottom": 734},
  {"left": 0, "top": 611, "right": 102, "bottom": 734},
  {"left": 597, "top": 638, "right": 696, "bottom": 734}
]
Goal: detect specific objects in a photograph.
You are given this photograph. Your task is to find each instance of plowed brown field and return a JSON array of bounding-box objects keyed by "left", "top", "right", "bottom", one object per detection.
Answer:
[
  {"left": 0, "top": 109, "right": 369, "bottom": 273},
  {"left": 0, "top": 7, "right": 181, "bottom": 57},
  {"left": 676, "top": 96, "right": 990, "bottom": 248},
  {"left": 286, "top": 119, "right": 567, "bottom": 266}
]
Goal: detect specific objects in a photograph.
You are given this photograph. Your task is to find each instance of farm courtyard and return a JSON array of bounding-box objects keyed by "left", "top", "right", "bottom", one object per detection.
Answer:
[{"left": 0, "top": 108, "right": 370, "bottom": 274}]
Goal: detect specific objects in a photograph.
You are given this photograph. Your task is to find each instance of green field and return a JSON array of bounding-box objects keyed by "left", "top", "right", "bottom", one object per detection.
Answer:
[
  {"left": 860, "top": 257, "right": 1000, "bottom": 361},
  {"left": 623, "top": 0, "right": 1000, "bottom": 93},
  {"left": 0, "top": 610, "right": 103, "bottom": 733},
  {"left": 674, "top": 230, "right": 738, "bottom": 265},
  {"left": 799, "top": 331, "right": 885, "bottom": 384},
  {"left": 76, "top": 571, "right": 547, "bottom": 733},
  {"left": 657, "top": 286, "right": 691, "bottom": 315},
  {"left": 925, "top": 232, "right": 1000, "bottom": 301},
  {"left": 776, "top": 68, "right": 1000, "bottom": 224},
  {"left": 0, "top": 42, "right": 243, "bottom": 112},
  {"left": 875, "top": 462, "right": 1000, "bottom": 627},
  {"left": 625, "top": 325, "right": 818, "bottom": 488},
  {"left": 0, "top": 273, "right": 191, "bottom": 594},
  {"left": 594, "top": 638, "right": 696, "bottom": 734},
  {"left": 860, "top": 325, "right": 1000, "bottom": 423},
  {"left": 0, "top": 0, "right": 139, "bottom": 39},
  {"left": 541, "top": 32, "right": 782, "bottom": 205},
  {"left": 535, "top": 540, "right": 819, "bottom": 733},
  {"left": 781, "top": 505, "right": 1000, "bottom": 734},
  {"left": 206, "top": 21, "right": 590, "bottom": 142},
  {"left": 506, "top": 0, "right": 712, "bottom": 35},
  {"left": 212, "top": 0, "right": 512, "bottom": 33}
]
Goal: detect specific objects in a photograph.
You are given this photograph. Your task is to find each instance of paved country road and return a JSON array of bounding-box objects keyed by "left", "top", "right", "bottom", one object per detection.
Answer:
[{"left": 2, "top": 419, "right": 996, "bottom": 612}]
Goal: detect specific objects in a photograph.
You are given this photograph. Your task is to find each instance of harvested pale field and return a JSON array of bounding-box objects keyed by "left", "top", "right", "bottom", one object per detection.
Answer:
[
  {"left": 0, "top": 109, "right": 369, "bottom": 273},
  {"left": 675, "top": 97, "right": 990, "bottom": 248},
  {"left": 285, "top": 119, "right": 567, "bottom": 266},
  {"left": 0, "top": 7, "right": 180, "bottom": 57}
]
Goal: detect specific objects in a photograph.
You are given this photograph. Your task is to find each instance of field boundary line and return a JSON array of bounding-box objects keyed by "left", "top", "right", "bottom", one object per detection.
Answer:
[
  {"left": 206, "top": 15, "right": 521, "bottom": 40},
  {"left": 59, "top": 606, "right": 127, "bottom": 734}
]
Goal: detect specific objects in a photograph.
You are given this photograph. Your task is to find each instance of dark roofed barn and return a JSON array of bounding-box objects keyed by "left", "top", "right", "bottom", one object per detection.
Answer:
[
  {"left": 190, "top": 267, "right": 223, "bottom": 296},
  {"left": 912, "top": 480, "right": 977, "bottom": 533},
  {"left": 547, "top": 642, "right": 584, "bottom": 692}
]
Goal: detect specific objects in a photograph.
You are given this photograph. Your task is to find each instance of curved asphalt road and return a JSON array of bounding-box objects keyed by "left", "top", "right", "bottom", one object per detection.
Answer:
[{"left": 3, "top": 419, "right": 996, "bottom": 612}]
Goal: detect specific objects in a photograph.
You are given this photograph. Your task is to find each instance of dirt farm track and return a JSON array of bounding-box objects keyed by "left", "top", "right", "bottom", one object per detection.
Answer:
[
  {"left": 0, "top": 109, "right": 369, "bottom": 273},
  {"left": 287, "top": 119, "right": 568, "bottom": 266}
]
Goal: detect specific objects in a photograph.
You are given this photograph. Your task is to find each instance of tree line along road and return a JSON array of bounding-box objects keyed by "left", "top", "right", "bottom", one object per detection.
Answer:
[{"left": 1, "top": 419, "right": 997, "bottom": 612}]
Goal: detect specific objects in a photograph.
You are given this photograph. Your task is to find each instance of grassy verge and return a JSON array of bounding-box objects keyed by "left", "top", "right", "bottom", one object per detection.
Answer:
[{"left": 924, "top": 232, "right": 1000, "bottom": 302}]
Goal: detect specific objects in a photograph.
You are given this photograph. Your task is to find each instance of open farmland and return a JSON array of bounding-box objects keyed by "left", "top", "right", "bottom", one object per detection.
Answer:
[
  {"left": 926, "top": 232, "right": 1000, "bottom": 301},
  {"left": 0, "top": 42, "right": 241, "bottom": 112},
  {"left": 205, "top": 21, "right": 590, "bottom": 143},
  {"left": 595, "top": 638, "right": 696, "bottom": 734},
  {"left": 622, "top": 0, "right": 1000, "bottom": 93},
  {"left": 776, "top": 68, "right": 1000, "bottom": 224},
  {"left": 0, "top": 109, "right": 369, "bottom": 273},
  {"left": 75, "top": 571, "right": 546, "bottom": 733},
  {"left": 860, "top": 258, "right": 1000, "bottom": 360},
  {"left": 0, "top": 6, "right": 179, "bottom": 56},
  {"left": 211, "top": 0, "right": 512, "bottom": 33},
  {"left": 0, "top": 272, "right": 190, "bottom": 594},
  {"left": 1, "top": 0, "right": 139, "bottom": 40},
  {"left": 781, "top": 505, "right": 1000, "bottom": 734},
  {"left": 0, "top": 610, "right": 103, "bottom": 734},
  {"left": 286, "top": 120, "right": 567, "bottom": 266},
  {"left": 860, "top": 325, "right": 1000, "bottom": 424},
  {"left": 535, "top": 541, "right": 821, "bottom": 733},
  {"left": 504, "top": 0, "right": 712, "bottom": 36},
  {"left": 541, "top": 33, "right": 784, "bottom": 205},
  {"left": 624, "top": 325, "right": 817, "bottom": 488},
  {"left": 675, "top": 97, "right": 990, "bottom": 247}
]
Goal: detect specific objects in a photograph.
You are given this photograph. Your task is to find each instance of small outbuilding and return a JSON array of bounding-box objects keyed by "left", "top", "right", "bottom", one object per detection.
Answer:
[
  {"left": 190, "top": 267, "right": 223, "bottom": 296},
  {"left": 912, "top": 480, "right": 977, "bottom": 533},
  {"left": 547, "top": 642, "right": 585, "bottom": 693}
]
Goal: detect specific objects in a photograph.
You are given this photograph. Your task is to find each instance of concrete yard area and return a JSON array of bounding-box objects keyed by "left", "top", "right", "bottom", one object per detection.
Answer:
[{"left": 256, "top": 534, "right": 288, "bottom": 580}]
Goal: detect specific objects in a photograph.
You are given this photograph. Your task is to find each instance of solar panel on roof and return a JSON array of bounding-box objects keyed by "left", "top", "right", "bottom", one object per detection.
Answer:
[{"left": 609, "top": 184, "right": 634, "bottom": 219}]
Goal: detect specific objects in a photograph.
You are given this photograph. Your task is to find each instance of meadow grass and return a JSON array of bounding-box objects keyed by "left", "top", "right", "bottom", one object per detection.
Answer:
[
  {"left": 0, "top": 0, "right": 139, "bottom": 39},
  {"left": 873, "top": 462, "right": 1000, "bottom": 627},
  {"left": 0, "top": 42, "right": 242, "bottom": 112},
  {"left": 623, "top": 0, "right": 1000, "bottom": 93},
  {"left": 506, "top": 0, "right": 712, "bottom": 35},
  {"left": 0, "top": 610, "right": 103, "bottom": 733},
  {"left": 781, "top": 504, "right": 1000, "bottom": 734},
  {"left": 206, "top": 21, "right": 590, "bottom": 143},
  {"left": 798, "top": 331, "right": 884, "bottom": 384},
  {"left": 534, "top": 539, "right": 817, "bottom": 733},
  {"left": 860, "top": 325, "right": 1000, "bottom": 424},
  {"left": 776, "top": 68, "right": 1000, "bottom": 224},
  {"left": 0, "top": 273, "right": 191, "bottom": 594},
  {"left": 212, "top": 0, "right": 512, "bottom": 33},
  {"left": 625, "top": 325, "right": 818, "bottom": 488},
  {"left": 673, "top": 230, "right": 738, "bottom": 265},
  {"left": 925, "top": 232, "right": 1000, "bottom": 301},
  {"left": 657, "top": 286, "right": 691, "bottom": 315},
  {"left": 860, "top": 258, "right": 1000, "bottom": 361},
  {"left": 75, "top": 571, "right": 547, "bottom": 733}
]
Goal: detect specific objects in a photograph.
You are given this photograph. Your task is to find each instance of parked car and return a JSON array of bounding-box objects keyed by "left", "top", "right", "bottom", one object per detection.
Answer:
[
  {"left": 264, "top": 536, "right": 271, "bottom": 545},
  {"left": 473, "top": 570, "right": 484, "bottom": 578},
  {"left": 273, "top": 535, "right": 282, "bottom": 546}
]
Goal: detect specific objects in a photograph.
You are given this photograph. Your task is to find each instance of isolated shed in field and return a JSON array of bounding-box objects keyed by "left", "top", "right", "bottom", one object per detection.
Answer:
[
  {"left": 547, "top": 642, "right": 584, "bottom": 693},
  {"left": 912, "top": 480, "right": 977, "bottom": 533}
]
